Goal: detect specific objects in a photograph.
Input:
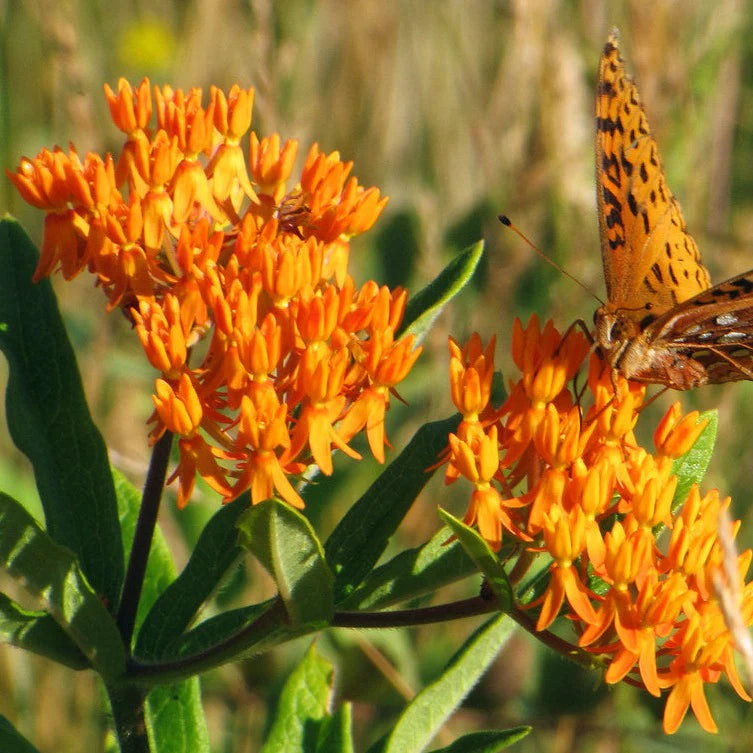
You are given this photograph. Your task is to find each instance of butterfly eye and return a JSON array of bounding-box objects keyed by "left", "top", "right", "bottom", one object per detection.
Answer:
[{"left": 594, "top": 308, "right": 617, "bottom": 345}]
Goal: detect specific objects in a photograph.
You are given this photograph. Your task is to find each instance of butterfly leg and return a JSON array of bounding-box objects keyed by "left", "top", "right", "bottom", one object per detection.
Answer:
[
  {"left": 639, "top": 386, "right": 670, "bottom": 410},
  {"left": 558, "top": 318, "right": 597, "bottom": 424},
  {"left": 556, "top": 318, "right": 594, "bottom": 354}
]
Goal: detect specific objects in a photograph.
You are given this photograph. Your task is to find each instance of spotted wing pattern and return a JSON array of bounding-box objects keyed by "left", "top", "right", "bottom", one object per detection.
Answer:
[
  {"left": 596, "top": 31, "right": 711, "bottom": 319},
  {"left": 642, "top": 270, "right": 753, "bottom": 383},
  {"left": 593, "top": 32, "right": 753, "bottom": 389}
]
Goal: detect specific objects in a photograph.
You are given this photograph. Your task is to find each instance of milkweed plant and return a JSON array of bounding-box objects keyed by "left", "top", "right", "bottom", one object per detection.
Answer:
[{"left": 1, "top": 79, "right": 752, "bottom": 753}]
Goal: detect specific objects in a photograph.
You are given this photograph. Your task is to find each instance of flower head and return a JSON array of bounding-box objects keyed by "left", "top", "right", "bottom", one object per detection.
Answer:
[
  {"left": 444, "top": 317, "right": 753, "bottom": 734},
  {"left": 10, "top": 79, "right": 417, "bottom": 510}
]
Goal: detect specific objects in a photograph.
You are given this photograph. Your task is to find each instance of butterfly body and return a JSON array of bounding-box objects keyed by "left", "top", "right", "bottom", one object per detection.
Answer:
[
  {"left": 596, "top": 305, "right": 710, "bottom": 389},
  {"left": 593, "top": 32, "right": 753, "bottom": 389}
]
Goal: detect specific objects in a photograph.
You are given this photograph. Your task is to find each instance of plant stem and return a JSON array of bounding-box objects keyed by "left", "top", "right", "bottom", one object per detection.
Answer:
[
  {"left": 116, "top": 430, "right": 173, "bottom": 649},
  {"left": 333, "top": 597, "right": 495, "bottom": 627},
  {"left": 127, "top": 598, "right": 292, "bottom": 685},
  {"left": 108, "top": 685, "right": 149, "bottom": 753},
  {"left": 507, "top": 605, "right": 604, "bottom": 671},
  {"left": 125, "top": 594, "right": 604, "bottom": 687},
  {"left": 507, "top": 548, "right": 535, "bottom": 586},
  {"left": 126, "top": 597, "right": 498, "bottom": 685}
]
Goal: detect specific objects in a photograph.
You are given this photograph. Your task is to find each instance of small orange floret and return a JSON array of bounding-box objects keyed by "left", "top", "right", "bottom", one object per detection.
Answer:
[
  {"left": 249, "top": 132, "right": 299, "bottom": 198},
  {"left": 104, "top": 78, "right": 152, "bottom": 134},
  {"left": 655, "top": 403, "right": 709, "bottom": 459}
]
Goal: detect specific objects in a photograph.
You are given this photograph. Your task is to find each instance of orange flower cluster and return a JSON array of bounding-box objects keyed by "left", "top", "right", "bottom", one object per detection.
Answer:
[
  {"left": 8, "top": 79, "right": 420, "bottom": 508},
  {"left": 446, "top": 316, "right": 753, "bottom": 734}
]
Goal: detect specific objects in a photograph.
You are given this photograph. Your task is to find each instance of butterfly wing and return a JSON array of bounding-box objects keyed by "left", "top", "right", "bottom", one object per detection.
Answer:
[
  {"left": 596, "top": 32, "right": 711, "bottom": 319},
  {"left": 643, "top": 269, "right": 753, "bottom": 382}
]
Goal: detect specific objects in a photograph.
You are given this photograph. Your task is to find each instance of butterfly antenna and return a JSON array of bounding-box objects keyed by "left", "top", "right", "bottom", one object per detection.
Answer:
[{"left": 498, "top": 215, "right": 605, "bottom": 305}]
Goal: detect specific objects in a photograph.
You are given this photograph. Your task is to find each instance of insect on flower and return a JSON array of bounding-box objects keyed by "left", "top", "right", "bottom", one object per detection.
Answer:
[{"left": 593, "top": 30, "right": 753, "bottom": 389}]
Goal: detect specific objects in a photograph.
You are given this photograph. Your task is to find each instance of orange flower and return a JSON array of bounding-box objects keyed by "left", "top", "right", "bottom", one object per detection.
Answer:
[
  {"left": 249, "top": 132, "right": 299, "bottom": 199},
  {"left": 171, "top": 435, "right": 233, "bottom": 510},
  {"left": 282, "top": 347, "right": 361, "bottom": 475},
  {"left": 659, "top": 607, "right": 729, "bottom": 733},
  {"left": 104, "top": 78, "right": 152, "bottom": 134},
  {"left": 448, "top": 333, "right": 496, "bottom": 423},
  {"left": 654, "top": 403, "right": 709, "bottom": 459},
  {"left": 339, "top": 330, "right": 421, "bottom": 463},
  {"left": 152, "top": 372, "right": 202, "bottom": 436},
  {"left": 134, "top": 295, "right": 191, "bottom": 377},
  {"left": 207, "top": 85, "right": 258, "bottom": 205},
  {"left": 499, "top": 317, "right": 588, "bottom": 468},
  {"left": 606, "top": 571, "right": 687, "bottom": 696},
  {"left": 449, "top": 426, "right": 506, "bottom": 550},
  {"left": 11, "top": 79, "right": 419, "bottom": 512},
  {"left": 538, "top": 503, "right": 597, "bottom": 630},
  {"left": 232, "top": 390, "right": 302, "bottom": 508},
  {"left": 443, "top": 321, "right": 753, "bottom": 734}
]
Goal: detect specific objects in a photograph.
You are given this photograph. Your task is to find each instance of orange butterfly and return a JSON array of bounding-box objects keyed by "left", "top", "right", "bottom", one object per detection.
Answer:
[{"left": 593, "top": 31, "right": 753, "bottom": 389}]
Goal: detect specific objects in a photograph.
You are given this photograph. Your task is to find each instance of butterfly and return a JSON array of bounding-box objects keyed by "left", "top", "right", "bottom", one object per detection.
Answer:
[{"left": 593, "top": 30, "right": 753, "bottom": 389}]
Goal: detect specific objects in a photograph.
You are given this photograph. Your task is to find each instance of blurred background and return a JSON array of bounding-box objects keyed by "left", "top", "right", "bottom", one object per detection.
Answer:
[{"left": 3, "top": 0, "right": 753, "bottom": 750}]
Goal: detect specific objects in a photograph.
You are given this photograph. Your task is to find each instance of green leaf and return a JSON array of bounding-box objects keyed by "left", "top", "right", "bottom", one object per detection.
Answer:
[
  {"left": 0, "top": 592, "right": 88, "bottom": 669},
  {"left": 0, "top": 716, "right": 41, "bottom": 753},
  {"left": 145, "top": 679, "right": 209, "bottom": 753},
  {"left": 135, "top": 492, "right": 250, "bottom": 659},
  {"left": 161, "top": 601, "right": 274, "bottom": 658},
  {"left": 260, "top": 644, "right": 334, "bottom": 753},
  {"left": 0, "top": 492, "right": 125, "bottom": 682},
  {"left": 438, "top": 509, "right": 512, "bottom": 611},
  {"left": 373, "top": 614, "right": 515, "bottom": 753},
  {"left": 338, "top": 527, "right": 477, "bottom": 610},
  {"left": 316, "top": 703, "right": 354, "bottom": 753},
  {"left": 326, "top": 415, "right": 460, "bottom": 603},
  {"left": 671, "top": 410, "right": 718, "bottom": 513},
  {"left": 0, "top": 217, "right": 123, "bottom": 605},
  {"left": 398, "top": 242, "right": 484, "bottom": 343},
  {"left": 427, "top": 728, "right": 531, "bottom": 753},
  {"left": 238, "top": 499, "right": 334, "bottom": 626}
]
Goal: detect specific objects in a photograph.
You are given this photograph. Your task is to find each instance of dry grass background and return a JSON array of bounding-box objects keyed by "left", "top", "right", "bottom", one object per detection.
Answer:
[{"left": 3, "top": 0, "right": 753, "bottom": 750}]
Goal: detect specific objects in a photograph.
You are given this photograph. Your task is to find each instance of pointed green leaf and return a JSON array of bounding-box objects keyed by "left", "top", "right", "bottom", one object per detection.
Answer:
[
  {"left": 671, "top": 410, "right": 718, "bottom": 513},
  {"left": 438, "top": 509, "right": 512, "bottom": 611},
  {"left": 316, "top": 703, "right": 354, "bottom": 753},
  {"left": 373, "top": 614, "right": 515, "bottom": 753},
  {"left": 338, "top": 528, "right": 477, "bottom": 610},
  {"left": 399, "top": 242, "right": 484, "bottom": 343},
  {"left": 326, "top": 415, "right": 460, "bottom": 603},
  {"left": 145, "top": 679, "right": 209, "bottom": 753},
  {"left": 238, "top": 499, "right": 333, "bottom": 626},
  {"left": 0, "top": 492, "right": 125, "bottom": 681},
  {"left": 0, "top": 217, "right": 123, "bottom": 605},
  {"left": 0, "top": 592, "right": 88, "bottom": 669},
  {"left": 260, "top": 644, "right": 334, "bottom": 753},
  {"left": 162, "top": 601, "right": 273, "bottom": 656},
  {"left": 0, "top": 716, "right": 41, "bottom": 753},
  {"left": 427, "top": 728, "right": 531, "bottom": 753},
  {"left": 136, "top": 492, "right": 250, "bottom": 659}
]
